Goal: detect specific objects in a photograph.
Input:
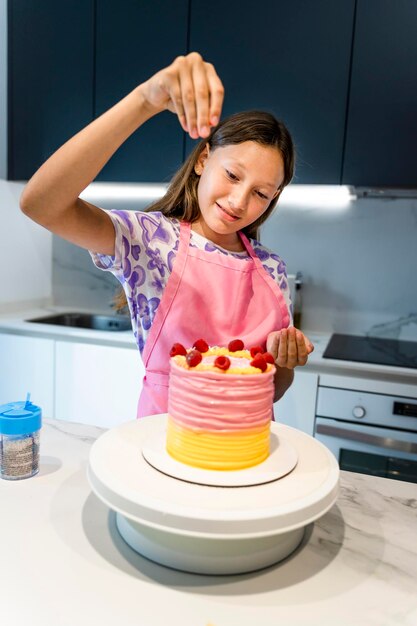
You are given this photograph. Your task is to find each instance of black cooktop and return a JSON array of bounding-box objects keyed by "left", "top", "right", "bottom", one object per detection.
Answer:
[{"left": 323, "top": 334, "right": 417, "bottom": 369}]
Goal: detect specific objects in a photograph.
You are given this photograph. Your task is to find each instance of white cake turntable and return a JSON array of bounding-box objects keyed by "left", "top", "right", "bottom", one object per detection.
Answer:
[{"left": 88, "top": 414, "right": 339, "bottom": 575}]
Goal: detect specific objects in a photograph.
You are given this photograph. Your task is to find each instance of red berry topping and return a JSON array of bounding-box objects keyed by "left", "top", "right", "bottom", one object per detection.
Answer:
[
  {"left": 193, "top": 338, "right": 209, "bottom": 353},
  {"left": 170, "top": 342, "right": 187, "bottom": 357},
  {"left": 250, "top": 354, "right": 268, "bottom": 372},
  {"left": 186, "top": 349, "right": 203, "bottom": 367},
  {"left": 262, "top": 352, "right": 275, "bottom": 364},
  {"left": 214, "top": 356, "right": 231, "bottom": 371},
  {"left": 250, "top": 345, "right": 264, "bottom": 358},
  {"left": 228, "top": 339, "right": 244, "bottom": 352}
]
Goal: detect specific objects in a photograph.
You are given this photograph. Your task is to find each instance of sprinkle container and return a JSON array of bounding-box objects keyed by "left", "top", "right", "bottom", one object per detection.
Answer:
[{"left": 0, "top": 401, "right": 42, "bottom": 480}]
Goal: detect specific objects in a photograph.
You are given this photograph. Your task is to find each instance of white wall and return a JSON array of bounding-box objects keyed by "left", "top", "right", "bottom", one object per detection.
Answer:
[
  {"left": 0, "top": 180, "right": 53, "bottom": 310},
  {"left": 0, "top": 1, "right": 53, "bottom": 311}
]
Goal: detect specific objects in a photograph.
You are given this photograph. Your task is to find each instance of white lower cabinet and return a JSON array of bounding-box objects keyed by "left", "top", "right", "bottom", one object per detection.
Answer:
[
  {"left": 274, "top": 370, "right": 318, "bottom": 435},
  {"left": 1, "top": 330, "right": 319, "bottom": 432},
  {"left": 0, "top": 332, "right": 54, "bottom": 417},
  {"left": 54, "top": 341, "right": 145, "bottom": 428}
]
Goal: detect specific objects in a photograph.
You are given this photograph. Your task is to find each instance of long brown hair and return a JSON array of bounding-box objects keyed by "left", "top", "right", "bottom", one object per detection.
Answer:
[{"left": 114, "top": 110, "right": 295, "bottom": 311}]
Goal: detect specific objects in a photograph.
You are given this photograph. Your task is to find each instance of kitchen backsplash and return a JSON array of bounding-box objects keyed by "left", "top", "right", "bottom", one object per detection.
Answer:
[
  {"left": 51, "top": 184, "right": 417, "bottom": 341},
  {"left": 261, "top": 190, "right": 417, "bottom": 340}
]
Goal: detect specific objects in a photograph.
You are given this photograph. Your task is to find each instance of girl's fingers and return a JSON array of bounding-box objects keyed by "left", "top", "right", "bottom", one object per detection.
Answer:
[
  {"left": 177, "top": 52, "right": 210, "bottom": 139},
  {"left": 296, "top": 330, "right": 308, "bottom": 365},
  {"left": 286, "top": 327, "right": 298, "bottom": 368},
  {"left": 269, "top": 327, "right": 314, "bottom": 369},
  {"left": 205, "top": 62, "right": 224, "bottom": 127},
  {"left": 272, "top": 327, "right": 314, "bottom": 369},
  {"left": 276, "top": 328, "right": 288, "bottom": 367},
  {"left": 148, "top": 53, "right": 223, "bottom": 138},
  {"left": 192, "top": 61, "right": 211, "bottom": 137},
  {"left": 178, "top": 64, "right": 198, "bottom": 139},
  {"left": 167, "top": 74, "right": 188, "bottom": 132},
  {"left": 189, "top": 56, "right": 224, "bottom": 137},
  {"left": 305, "top": 336, "right": 314, "bottom": 354},
  {"left": 266, "top": 331, "right": 279, "bottom": 361},
  {"left": 175, "top": 53, "right": 223, "bottom": 138}
]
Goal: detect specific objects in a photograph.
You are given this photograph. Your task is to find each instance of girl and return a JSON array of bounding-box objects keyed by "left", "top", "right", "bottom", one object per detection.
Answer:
[{"left": 20, "top": 52, "right": 313, "bottom": 416}]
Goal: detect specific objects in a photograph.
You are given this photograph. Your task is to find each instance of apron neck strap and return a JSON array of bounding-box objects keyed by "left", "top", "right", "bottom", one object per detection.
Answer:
[
  {"left": 238, "top": 230, "right": 258, "bottom": 260},
  {"left": 179, "top": 221, "right": 192, "bottom": 247},
  {"left": 180, "top": 221, "right": 258, "bottom": 260}
]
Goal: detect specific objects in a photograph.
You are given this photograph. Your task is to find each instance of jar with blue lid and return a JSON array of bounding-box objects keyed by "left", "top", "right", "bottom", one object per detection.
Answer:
[{"left": 0, "top": 397, "right": 42, "bottom": 480}]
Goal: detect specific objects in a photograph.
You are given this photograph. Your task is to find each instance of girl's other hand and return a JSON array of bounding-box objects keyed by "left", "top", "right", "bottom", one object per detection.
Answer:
[
  {"left": 266, "top": 327, "right": 314, "bottom": 369},
  {"left": 139, "top": 52, "right": 224, "bottom": 140}
]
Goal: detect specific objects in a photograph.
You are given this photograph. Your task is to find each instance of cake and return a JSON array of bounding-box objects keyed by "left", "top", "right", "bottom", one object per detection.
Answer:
[{"left": 166, "top": 338, "right": 276, "bottom": 471}]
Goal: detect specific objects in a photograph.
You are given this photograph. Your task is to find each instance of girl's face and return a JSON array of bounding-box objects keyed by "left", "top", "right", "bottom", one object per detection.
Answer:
[{"left": 193, "top": 141, "right": 285, "bottom": 249}]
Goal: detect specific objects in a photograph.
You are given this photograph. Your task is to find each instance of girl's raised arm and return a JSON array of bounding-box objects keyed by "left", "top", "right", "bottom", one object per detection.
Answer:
[{"left": 20, "top": 52, "right": 224, "bottom": 255}]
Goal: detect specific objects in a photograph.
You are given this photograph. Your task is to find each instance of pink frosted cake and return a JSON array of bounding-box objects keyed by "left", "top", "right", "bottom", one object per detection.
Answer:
[{"left": 167, "top": 339, "right": 276, "bottom": 471}]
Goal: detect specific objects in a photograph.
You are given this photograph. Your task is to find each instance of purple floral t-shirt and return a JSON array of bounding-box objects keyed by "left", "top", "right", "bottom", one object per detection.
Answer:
[{"left": 89, "top": 210, "right": 292, "bottom": 354}]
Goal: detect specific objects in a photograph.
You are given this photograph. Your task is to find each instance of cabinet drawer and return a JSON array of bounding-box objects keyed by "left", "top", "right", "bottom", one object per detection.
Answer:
[
  {"left": 316, "top": 386, "right": 417, "bottom": 431},
  {"left": 55, "top": 341, "right": 144, "bottom": 428}
]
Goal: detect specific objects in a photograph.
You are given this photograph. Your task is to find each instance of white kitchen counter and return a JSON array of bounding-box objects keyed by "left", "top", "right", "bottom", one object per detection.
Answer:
[
  {"left": 1, "top": 418, "right": 416, "bottom": 626},
  {"left": 307, "top": 333, "right": 417, "bottom": 383},
  {"left": 0, "top": 305, "right": 137, "bottom": 348},
  {"left": 1, "top": 306, "right": 417, "bottom": 386}
]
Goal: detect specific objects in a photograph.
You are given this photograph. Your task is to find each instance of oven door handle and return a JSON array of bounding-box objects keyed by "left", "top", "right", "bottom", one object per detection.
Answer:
[{"left": 315, "top": 423, "right": 417, "bottom": 454}]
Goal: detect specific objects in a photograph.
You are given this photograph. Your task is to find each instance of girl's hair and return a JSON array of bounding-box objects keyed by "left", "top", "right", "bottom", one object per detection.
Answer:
[{"left": 114, "top": 110, "right": 295, "bottom": 311}]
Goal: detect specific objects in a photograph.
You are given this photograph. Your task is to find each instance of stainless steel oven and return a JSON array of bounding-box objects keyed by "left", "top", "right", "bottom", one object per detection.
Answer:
[{"left": 314, "top": 386, "right": 417, "bottom": 483}]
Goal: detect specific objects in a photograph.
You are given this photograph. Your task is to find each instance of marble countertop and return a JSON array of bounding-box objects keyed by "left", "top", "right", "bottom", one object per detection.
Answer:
[{"left": 1, "top": 418, "right": 416, "bottom": 626}]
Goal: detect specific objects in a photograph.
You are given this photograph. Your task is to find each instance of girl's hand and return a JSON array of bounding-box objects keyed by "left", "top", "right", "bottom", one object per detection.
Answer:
[
  {"left": 139, "top": 52, "right": 224, "bottom": 140},
  {"left": 266, "top": 327, "right": 314, "bottom": 369}
]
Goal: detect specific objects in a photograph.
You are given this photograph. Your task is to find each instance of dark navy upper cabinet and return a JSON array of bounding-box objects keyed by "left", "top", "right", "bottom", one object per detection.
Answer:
[
  {"left": 94, "top": 0, "right": 188, "bottom": 182},
  {"left": 342, "top": 0, "right": 417, "bottom": 187},
  {"left": 8, "top": 1, "right": 417, "bottom": 186},
  {"left": 188, "top": 0, "right": 356, "bottom": 184},
  {"left": 8, "top": 1, "right": 94, "bottom": 180}
]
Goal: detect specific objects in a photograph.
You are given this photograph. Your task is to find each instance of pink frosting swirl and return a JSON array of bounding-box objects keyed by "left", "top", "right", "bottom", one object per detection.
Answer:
[{"left": 168, "top": 360, "right": 275, "bottom": 432}]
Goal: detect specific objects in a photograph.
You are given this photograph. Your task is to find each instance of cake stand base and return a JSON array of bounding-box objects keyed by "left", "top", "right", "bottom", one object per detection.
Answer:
[
  {"left": 116, "top": 513, "right": 305, "bottom": 575},
  {"left": 88, "top": 415, "right": 339, "bottom": 576}
]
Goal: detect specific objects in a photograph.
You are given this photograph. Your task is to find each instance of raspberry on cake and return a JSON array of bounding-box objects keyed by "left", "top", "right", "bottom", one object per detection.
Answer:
[{"left": 166, "top": 339, "right": 276, "bottom": 471}]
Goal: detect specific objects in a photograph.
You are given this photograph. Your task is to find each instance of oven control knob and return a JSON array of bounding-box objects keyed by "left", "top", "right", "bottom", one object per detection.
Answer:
[{"left": 353, "top": 406, "right": 366, "bottom": 419}]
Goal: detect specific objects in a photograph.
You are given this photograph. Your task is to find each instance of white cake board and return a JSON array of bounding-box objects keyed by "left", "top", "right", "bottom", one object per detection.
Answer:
[
  {"left": 142, "top": 429, "right": 298, "bottom": 486},
  {"left": 88, "top": 415, "right": 340, "bottom": 575}
]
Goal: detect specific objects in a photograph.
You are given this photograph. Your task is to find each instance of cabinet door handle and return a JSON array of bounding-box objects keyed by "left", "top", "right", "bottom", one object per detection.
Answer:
[{"left": 315, "top": 423, "right": 417, "bottom": 454}]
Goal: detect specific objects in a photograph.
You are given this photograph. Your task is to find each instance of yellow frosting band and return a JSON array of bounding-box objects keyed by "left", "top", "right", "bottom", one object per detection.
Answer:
[{"left": 166, "top": 417, "right": 270, "bottom": 470}]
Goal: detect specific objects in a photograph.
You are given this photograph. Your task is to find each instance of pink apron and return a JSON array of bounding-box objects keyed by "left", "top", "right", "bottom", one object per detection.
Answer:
[{"left": 137, "top": 221, "right": 290, "bottom": 417}]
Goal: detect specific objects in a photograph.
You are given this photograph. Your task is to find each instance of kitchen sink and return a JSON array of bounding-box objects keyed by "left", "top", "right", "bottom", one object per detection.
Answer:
[{"left": 26, "top": 312, "right": 131, "bottom": 332}]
